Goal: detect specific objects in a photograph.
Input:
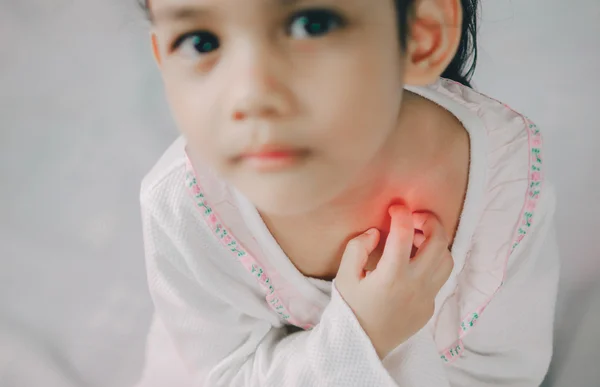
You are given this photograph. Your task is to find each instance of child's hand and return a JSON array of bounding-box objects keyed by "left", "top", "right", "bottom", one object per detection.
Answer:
[{"left": 334, "top": 205, "right": 454, "bottom": 360}]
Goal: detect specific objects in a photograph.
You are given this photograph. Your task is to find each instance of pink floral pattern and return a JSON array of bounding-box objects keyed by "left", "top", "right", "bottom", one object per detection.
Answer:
[
  {"left": 183, "top": 157, "right": 309, "bottom": 328},
  {"left": 438, "top": 116, "right": 544, "bottom": 363}
]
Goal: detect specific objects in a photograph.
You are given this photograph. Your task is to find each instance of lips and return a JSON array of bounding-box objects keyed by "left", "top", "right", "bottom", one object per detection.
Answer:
[
  {"left": 239, "top": 146, "right": 309, "bottom": 171},
  {"left": 244, "top": 150, "right": 297, "bottom": 158},
  {"left": 242, "top": 144, "right": 302, "bottom": 156}
]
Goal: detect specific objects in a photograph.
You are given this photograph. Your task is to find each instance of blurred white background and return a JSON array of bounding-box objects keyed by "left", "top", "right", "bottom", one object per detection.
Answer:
[{"left": 0, "top": 0, "right": 598, "bottom": 386}]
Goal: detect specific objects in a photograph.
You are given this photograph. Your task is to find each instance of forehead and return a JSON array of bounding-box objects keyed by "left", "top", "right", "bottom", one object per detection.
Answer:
[
  {"left": 148, "top": 0, "right": 358, "bottom": 19},
  {"left": 149, "top": 0, "right": 327, "bottom": 12},
  {"left": 147, "top": 0, "right": 387, "bottom": 29},
  {"left": 149, "top": 0, "right": 305, "bottom": 24}
]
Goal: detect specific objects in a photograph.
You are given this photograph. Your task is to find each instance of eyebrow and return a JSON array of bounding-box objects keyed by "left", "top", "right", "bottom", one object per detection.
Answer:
[{"left": 151, "top": 0, "right": 304, "bottom": 25}]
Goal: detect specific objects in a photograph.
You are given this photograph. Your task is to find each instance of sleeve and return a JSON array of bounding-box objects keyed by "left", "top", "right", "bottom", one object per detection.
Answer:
[
  {"left": 140, "top": 203, "right": 399, "bottom": 387},
  {"left": 445, "top": 200, "right": 561, "bottom": 386}
]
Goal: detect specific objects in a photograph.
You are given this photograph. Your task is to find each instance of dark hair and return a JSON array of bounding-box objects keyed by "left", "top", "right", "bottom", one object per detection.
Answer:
[{"left": 140, "top": 0, "right": 478, "bottom": 88}]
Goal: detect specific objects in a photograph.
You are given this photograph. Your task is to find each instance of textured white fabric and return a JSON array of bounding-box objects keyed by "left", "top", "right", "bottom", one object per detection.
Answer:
[{"left": 137, "top": 79, "right": 560, "bottom": 386}]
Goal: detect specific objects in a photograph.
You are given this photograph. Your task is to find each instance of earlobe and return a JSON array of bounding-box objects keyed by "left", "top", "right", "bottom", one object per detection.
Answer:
[
  {"left": 403, "top": 0, "right": 463, "bottom": 86},
  {"left": 151, "top": 32, "right": 162, "bottom": 68}
]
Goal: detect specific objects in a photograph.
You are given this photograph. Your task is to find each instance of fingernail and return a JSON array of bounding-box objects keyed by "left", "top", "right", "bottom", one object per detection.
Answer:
[
  {"left": 366, "top": 228, "right": 376, "bottom": 236},
  {"left": 388, "top": 205, "right": 404, "bottom": 215}
]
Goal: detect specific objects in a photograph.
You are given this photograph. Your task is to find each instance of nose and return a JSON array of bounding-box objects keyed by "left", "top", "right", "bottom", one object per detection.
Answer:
[{"left": 228, "top": 45, "right": 293, "bottom": 122}]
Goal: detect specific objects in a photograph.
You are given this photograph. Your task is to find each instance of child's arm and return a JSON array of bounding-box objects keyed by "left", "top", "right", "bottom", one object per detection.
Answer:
[
  {"left": 444, "top": 192, "right": 560, "bottom": 386},
  {"left": 142, "top": 207, "right": 399, "bottom": 387}
]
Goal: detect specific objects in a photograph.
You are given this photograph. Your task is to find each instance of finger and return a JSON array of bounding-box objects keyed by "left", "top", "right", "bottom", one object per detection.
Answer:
[
  {"left": 412, "top": 212, "right": 449, "bottom": 244},
  {"left": 338, "top": 228, "right": 381, "bottom": 282},
  {"left": 430, "top": 251, "right": 454, "bottom": 291},
  {"left": 410, "top": 213, "right": 449, "bottom": 274},
  {"left": 378, "top": 205, "right": 413, "bottom": 275}
]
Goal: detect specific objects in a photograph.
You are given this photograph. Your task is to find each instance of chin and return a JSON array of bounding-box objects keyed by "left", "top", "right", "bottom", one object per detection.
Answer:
[
  {"left": 251, "top": 191, "right": 323, "bottom": 218},
  {"left": 238, "top": 180, "right": 333, "bottom": 218},
  {"left": 228, "top": 164, "right": 349, "bottom": 218}
]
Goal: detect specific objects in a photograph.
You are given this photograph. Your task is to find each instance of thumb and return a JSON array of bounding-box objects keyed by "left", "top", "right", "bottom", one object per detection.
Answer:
[{"left": 338, "top": 228, "right": 380, "bottom": 282}]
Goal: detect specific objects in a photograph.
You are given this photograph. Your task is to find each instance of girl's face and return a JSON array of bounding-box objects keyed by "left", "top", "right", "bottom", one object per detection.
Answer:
[{"left": 150, "top": 0, "right": 407, "bottom": 216}]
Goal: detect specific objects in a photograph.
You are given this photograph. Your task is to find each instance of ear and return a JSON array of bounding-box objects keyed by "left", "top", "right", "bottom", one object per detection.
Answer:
[
  {"left": 403, "top": 0, "right": 463, "bottom": 86},
  {"left": 151, "top": 32, "right": 163, "bottom": 68}
]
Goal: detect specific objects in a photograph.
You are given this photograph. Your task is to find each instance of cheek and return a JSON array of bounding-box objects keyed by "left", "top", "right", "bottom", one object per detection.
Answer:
[
  {"left": 304, "top": 45, "right": 402, "bottom": 133},
  {"left": 307, "top": 69, "right": 401, "bottom": 158},
  {"left": 164, "top": 80, "right": 221, "bottom": 158}
]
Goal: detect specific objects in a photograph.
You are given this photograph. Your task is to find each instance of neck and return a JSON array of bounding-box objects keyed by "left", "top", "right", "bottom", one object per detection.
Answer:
[{"left": 262, "top": 90, "right": 448, "bottom": 243}]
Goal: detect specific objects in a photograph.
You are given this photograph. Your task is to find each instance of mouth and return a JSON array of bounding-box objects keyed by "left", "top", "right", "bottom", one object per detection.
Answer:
[{"left": 237, "top": 146, "right": 310, "bottom": 172}]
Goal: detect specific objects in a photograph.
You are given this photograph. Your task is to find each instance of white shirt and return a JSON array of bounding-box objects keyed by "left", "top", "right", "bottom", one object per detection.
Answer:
[{"left": 139, "top": 78, "right": 560, "bottom": 386}]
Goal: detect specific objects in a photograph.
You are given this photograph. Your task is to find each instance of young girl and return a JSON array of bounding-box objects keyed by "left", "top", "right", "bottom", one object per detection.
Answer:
[{"left": 138, "top": 0, "right": 560, "bottom": 385}]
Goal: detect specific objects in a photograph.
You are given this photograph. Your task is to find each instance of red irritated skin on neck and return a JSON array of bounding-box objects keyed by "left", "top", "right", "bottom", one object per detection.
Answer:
[{"left": 360, "top": 200, "right": 429, "bottom": 274}]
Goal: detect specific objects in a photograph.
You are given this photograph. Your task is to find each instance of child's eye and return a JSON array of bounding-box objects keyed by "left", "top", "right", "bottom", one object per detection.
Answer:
[
  {"left": 172, "top": 31, "right": 220, "bottom": 57},
  {"left": 288, "top": 9, "right": 344, "bottom": 39}
]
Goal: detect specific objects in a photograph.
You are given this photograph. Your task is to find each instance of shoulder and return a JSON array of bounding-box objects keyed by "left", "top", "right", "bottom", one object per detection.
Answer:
[
  {"left": 140, "top": 136, "right": 187, "bottom": 208},
  {"left": 138, "top": 136, "right": 204, "bottom": 274},
  {"left": 138, "top": 135, "right": 226, "bottom": 252},
  {"left": 398, "top": 80, "right": 559, "bottom": 360},
  {"left": 139, "top": 137, "right": 264, "bottom": 296},
  {"left": 139, "top": 135, "right": 199, "bottom": 231},
  {"left": 437, "top": 78, "right": 555, "bottom": 265}
]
